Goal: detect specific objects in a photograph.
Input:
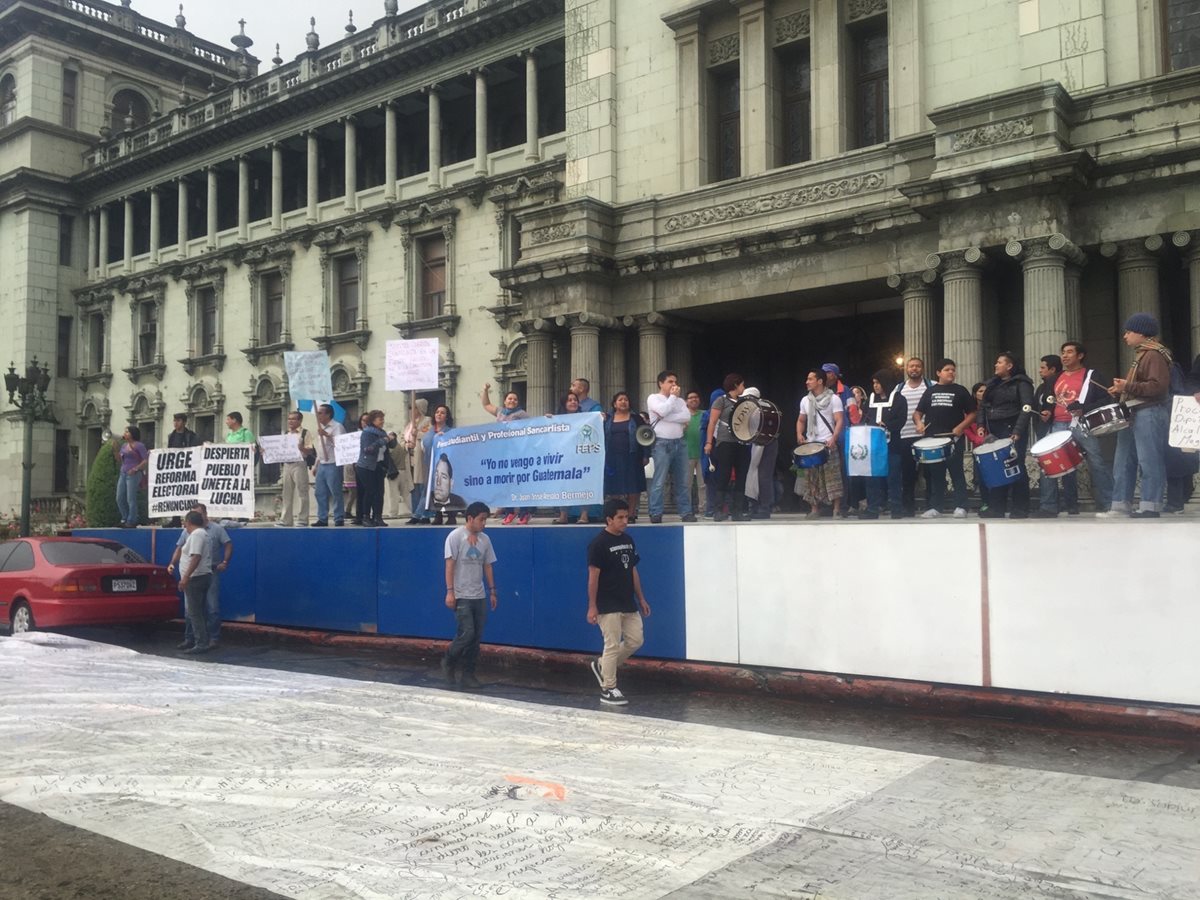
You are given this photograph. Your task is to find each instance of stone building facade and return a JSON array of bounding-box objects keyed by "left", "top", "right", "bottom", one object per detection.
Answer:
[{"left": 2, "top": 0, "right": 1200, "bottom": 512}]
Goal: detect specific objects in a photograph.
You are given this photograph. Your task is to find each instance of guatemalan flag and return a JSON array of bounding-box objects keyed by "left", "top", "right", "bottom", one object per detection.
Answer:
[{"left": 846, "top": 425, "right": 889, "bottom": 477}]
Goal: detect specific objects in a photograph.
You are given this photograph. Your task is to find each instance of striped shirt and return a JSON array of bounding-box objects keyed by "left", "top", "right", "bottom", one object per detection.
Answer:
[{"left": 899, "top": 381, "right": 927, "bottom": 439}]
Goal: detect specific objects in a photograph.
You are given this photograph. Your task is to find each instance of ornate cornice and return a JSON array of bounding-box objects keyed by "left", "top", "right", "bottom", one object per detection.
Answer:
[
  {"left": 950, "top": 117, "right": 1034, "bottom": 153},
  {"left": 707, "top": 33, "right": 739, "bottom": 66},
  {"left": 392, "top": 314, "right": 461, "bottom": 339},
  {"left": 179, "top": 352, "right": 227, "bottom": 376},
  {"left": 240, "top": 340, "right": 294, "bottom": 366},
  {"left": 122, "top": 362, "right": 167, "bottom": 383},
  {"left": 774, "top": 11, "right": 810, "bottom": 45},
  {"left": 663, "top": 172, "right": 887, "bottom": 233},
  {"left": 488, "top": 170, "right": 563, "bottom": 208},
  {"left": 529, "top": 222, "right": 576, "bottom": 244},
  {"left": 313, "top": 329, "right": 372, "bottom": 351},
  {"left": 846, "top": 0, "right": 887, "bottom": 23}
]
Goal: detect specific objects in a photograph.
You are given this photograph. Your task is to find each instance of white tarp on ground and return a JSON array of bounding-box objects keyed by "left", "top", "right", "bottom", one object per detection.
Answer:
[{"left": 0, "top": 634, "right": 1196, "bottom": 900}]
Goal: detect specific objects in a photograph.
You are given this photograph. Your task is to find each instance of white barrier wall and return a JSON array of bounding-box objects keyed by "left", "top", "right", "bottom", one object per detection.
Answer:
[{"left": 684, "top": 522, "right": 1200, "bottom": 707}]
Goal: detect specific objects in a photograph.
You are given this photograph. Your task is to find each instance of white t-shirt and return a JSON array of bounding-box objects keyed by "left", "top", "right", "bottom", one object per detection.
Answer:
[{"left": 799, "top": 393, "right": 845, "bottom": 443}]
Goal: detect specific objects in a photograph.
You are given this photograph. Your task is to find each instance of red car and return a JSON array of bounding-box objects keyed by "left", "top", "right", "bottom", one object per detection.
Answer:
[{"left": 0, "top": 537, "right": 178, "bottom": 634}]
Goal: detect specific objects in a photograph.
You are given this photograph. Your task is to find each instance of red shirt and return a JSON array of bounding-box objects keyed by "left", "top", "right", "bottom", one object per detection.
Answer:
[{"left": 1053, "top": 369, "right": 1087, "bottom": 423}]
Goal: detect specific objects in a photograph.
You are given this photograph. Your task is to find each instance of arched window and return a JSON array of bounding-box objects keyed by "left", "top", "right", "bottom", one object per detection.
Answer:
[
  {"left": 1, "top": 75, "right": 16, "bottom": 127},
  {"left": 110, "top": 88, "right": 150, "bottom": 133}
]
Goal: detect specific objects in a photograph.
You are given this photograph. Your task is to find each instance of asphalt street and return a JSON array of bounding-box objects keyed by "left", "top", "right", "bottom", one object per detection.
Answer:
[{"left": 1, "top": 625, "right": 1197, "bottom": 899}]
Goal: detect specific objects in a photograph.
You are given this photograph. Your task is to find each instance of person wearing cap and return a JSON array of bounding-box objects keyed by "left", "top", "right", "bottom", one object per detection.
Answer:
[
  {"left": 1102, "top": 312, "right": 1172, "bottom": 518},
  {"left": 741, "top": 386, "right": 780, "bottom": 519}
]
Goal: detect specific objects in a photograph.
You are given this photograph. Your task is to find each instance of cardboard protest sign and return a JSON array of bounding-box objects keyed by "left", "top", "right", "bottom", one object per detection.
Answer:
[
  {"left": 334, "top": 431, "right": 360, "bottom": 467},
  {"left": 385, "top": 339, "right": 439, "bottom": 391},
  {"left": 259, "top": 433, "right": 303, "bottom": 464},
  {"left": 198, "top": 444, "right": 255, "bottom": 518},
  {"left": 148, "top": 448, "right": 201, "bottom": 517},
  {"left": 284, "top": 350, "right": 333, "bottom": 402},
  {"left": 1168, "top": 395, "right": 1200, "bottom": 450}
]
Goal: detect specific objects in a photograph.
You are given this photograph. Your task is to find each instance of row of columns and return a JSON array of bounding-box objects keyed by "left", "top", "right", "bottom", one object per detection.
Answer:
[
  {"left": 899, "top": 232, "right": 1199, "bottom": 389},
  {"left": 87, "top": 52, "right": 544, "bottom": 279}
]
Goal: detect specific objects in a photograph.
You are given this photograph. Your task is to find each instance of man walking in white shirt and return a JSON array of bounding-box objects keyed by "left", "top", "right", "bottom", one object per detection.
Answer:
[{"left": 646, "top": 370, "right": 696, "bottom": 523}]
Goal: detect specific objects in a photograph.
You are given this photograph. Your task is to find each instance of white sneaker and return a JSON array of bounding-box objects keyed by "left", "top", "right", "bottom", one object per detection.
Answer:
[
  {"left": 600, "top": 687, "right": 628, "bottom": 706},
  {"left": 1095, "top": 510, "right": 1121, "bottom": 519},
  {"left": 953, "top": 508, "right": 967, "bottom": 518},
  {"left": 921, "top": 509, "right": 941, "bottom": 519}
]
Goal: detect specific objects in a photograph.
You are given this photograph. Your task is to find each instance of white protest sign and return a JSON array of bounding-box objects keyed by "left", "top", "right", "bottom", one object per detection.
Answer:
[
  {"left": 385, "top": 338, "right": 439, "bottom": 391},
  {"left": 1168, "top": 395, "right": 1200, "bottom": 450},
  {"left": 284, "top": 350, "right": 333, "bottom": 402},
  {"left": 334, "top": 431, "right": 360, "bottom": 467},
  {"left": 147, "top": 448, "right": 200, "bottom": 517},
  {"left": 259, "top": 433, "right": 304, "bottom": 464},
  {"left": 198, "top": 444, "right": 256, "bottom": 518}
]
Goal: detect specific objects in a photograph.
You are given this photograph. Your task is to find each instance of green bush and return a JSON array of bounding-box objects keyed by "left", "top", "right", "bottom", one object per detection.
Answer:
[{"left": 85, "top": 441, "right": 121, "bottom": 527}]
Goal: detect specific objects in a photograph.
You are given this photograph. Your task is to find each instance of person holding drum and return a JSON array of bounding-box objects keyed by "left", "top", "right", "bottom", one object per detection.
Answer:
[
  {"left": 1103, "top": 313, "right": 1173, "bottom": 519},
  {"left": 1041, "top": 342, "right": 1114, "bottom": 515},
  {"left": 862, "top": 370, "right": 908, "bottom": 519},
  {"left": 979, "top": 352, "right": 1035, "bottom": 518},
  {"left": 913, "top": 359, "right": 976, "bottom": 518},
  {"left": 795, "top": 368, "right": 846, "bottom": 518},
  {"left": 704, "top": 374, "right": 751, "bottom": 522}
]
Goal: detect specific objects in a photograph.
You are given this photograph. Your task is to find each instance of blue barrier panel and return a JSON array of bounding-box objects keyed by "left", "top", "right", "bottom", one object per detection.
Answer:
[
  {"left": 215, "top": 528, "right": 258, "bottom": 624},
  {"left": 254, "top": 528, "right": 378, "bottom": 632},
  {"left": 530, "top": 523, "right": 686, "bottom": 660},
  {"left": 376, "top": 526, "right": 536, "bottom": 647}
]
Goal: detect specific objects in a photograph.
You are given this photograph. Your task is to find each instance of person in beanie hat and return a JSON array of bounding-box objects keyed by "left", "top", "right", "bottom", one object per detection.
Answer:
[{"left": 1101, "top": 312, "right": 1171, "bottom": 518}]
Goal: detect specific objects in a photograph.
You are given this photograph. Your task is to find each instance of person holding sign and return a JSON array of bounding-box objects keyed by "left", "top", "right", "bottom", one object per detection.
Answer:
[
  {"left": 481, "top": 383, "right": 532, "bottom": 525},
  {"left": 440, "top": 501, "right": 497, "bottom": 690},
  {"left": 312, "top": 403, "right": 346, "bottom": 527},
  {"left": 421, "top": 404, "right": 460, "bottom": 525}
]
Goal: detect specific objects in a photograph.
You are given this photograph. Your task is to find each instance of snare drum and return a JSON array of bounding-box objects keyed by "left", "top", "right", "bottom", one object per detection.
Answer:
[
  {"left": 793, "top": 442, "right": 830, "bottom": 469},
  {"left": 730, "top": 396, "right": 782, "bottom": 446},
  {"left": 1079, "top": 402, "right": 1130, "bottom": 436},
  {"left": 912, "top": 436, "right": 952, "bottom": 464},
  {"left": 1030, "top": 430, "right": 1083, "bottom": 479},
  {"left": 973, "top": 438, "right": 1023, "bottom": 489}
]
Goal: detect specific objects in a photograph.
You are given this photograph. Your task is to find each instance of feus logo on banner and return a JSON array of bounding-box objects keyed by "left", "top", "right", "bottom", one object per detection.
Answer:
[{"left": 424, "top": 412, "right": 605, "bottom": 510}]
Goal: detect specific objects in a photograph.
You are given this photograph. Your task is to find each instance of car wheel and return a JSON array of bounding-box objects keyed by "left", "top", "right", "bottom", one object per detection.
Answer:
[{"left": 10, "top": 602, "right": 34, "bottom": 634}]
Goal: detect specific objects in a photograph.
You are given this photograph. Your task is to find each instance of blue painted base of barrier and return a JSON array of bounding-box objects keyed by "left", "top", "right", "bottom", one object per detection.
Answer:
[{"left": 80, "top": 526, "right": 686, "bottom": 660}]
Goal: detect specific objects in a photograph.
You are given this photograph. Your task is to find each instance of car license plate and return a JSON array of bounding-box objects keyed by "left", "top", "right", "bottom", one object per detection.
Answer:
[{"left": 111, "top": 578, "right": 138, "bottom": 592}]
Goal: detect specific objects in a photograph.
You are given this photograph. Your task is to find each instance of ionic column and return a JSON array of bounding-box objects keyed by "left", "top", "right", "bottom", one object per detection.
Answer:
[
  {"left": 343, "top": 115, "right": 357, "bottom": 212},
  {"left": 87, "top": 209, "right": 98, "bottom": 276},
  {"left": 428, "top": 86, "right": 442, "bottom": 189},
  {"left": 237, "top": 156, "right": 249, "bottom": 241},
  {"left": 306, "top": 131, "right": 319, "bottom": 223},
  {"left": 270, "top": 143, "right": 283, "bottom": 232},
  {"left": 474, "top": 69, "right": 488, "bottom": 177},
  {"left": 931, "top": 248, "right": 987, "bottom": 389},
  {"left": 122, "top": 197, "right": 133, "bottom": 272},
  {"left": 383, "top": 102, "right": 398, "bottom": 201},
  {"left": 601, "top": 328, "right": 626, "bottom": 408},
  {"left": 1173, "top": 231, "right": 1200, "bottom": 353},
  {"left": 887, "top": 270, "right": 938, "bottom": 373},
  {"left": 1101, "top": 236, "right": 1162, "bottom": 339},
  {"left": 525, "top": 324, "right": 555, "bottom": 416},
  {"left": 176, "top": 178, "right": 188, "bottom": 259},
  {"left": 1007, "top": 234, "right": 1083, "bottom": 370},
  {"left": 148, "top": 188, "right": 160, "bottom": 263},
  {"left": 568, "top": 320, "right": 601, "bottom": 389},
  {"left": 98, "top": 205, "right": 109, "bottom": 272},
  {"left": 524, "top": 52, "right": 539, "bottom": 162},
  {"left": 205, "top": 167, "right": 218, "bottom": 249},
  {"left": 638, "top": 316, "right": 668, "bottom": 405}
]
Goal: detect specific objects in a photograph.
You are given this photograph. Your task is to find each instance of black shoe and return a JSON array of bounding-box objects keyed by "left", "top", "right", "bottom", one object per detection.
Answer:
[
  {"left": 440, "top": 657, "right": 456, "bottom": 685},
  {"left": 889, "top": 511, "right": 905, "bottom": 520},
  {"left": 373, "top": 519, "right": 388, "bottom": 527},
  {"left": 714, "top": 508, "right": 728, "bottom": 522},
  {"left": 460, "top": 674, "right": 482, "bottom": 690},
  {"left": 1130, "top": 510, "right": 1161, "bottom": 518},
  {"left": 1009, "top": 512, "right": 1029, "bottom": 519},
  {"left": 649, "top": 515, "right": 662, "bottom": 524},
  {"left": 860, "top": 511, "right": 880, "bottom": 520},
  {"left": 979, "top": 509, "right": 1004, "bottom": 519},
  {"left": 1031, "top": 510, "right": 1058, "bottom": 518},
  {"left": 335, "top": 520, "right": 345, "bottom": 527},
  {"left": 681, "top": 514, "right": 697, "bottom": 523},
  {"left": 432, "top": 514, "right": 444, "bottom": 526},
  {"left": 176, "top": 641, "right": 194, "bottom": 650},
  {"left": 183, "top": 644, "right": 211, "bottom": 654},
  {"left": 1066, "top": 508, "right": 1081, "bottom": 516},
  {"left": 313, "top": 520, "right": 328, "bottom": 527},
  {"left": 406, "top": 517, "right": 421, "bottom": 525}
]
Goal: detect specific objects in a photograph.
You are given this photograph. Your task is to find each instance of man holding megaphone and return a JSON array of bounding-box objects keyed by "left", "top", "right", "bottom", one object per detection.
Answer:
[{"left": 645, "top": 371, "right": 697, "bottom": 524}]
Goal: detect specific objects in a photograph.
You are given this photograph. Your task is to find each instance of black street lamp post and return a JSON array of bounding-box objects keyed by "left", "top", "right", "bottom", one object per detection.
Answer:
[{"left": 5, "top": 359, "right": 53, "bottom": 537}]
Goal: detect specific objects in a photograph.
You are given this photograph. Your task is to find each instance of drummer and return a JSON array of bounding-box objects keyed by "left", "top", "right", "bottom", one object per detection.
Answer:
[
  {"left": 863, "top": 369, "right": 908, "bottom": 519},
  {"left": 704, "top": 373, "right": 752, "bottom": 522},
  {"left": 1043, "top": 342, "right": 1114, "bottom": 515},
  {"left": 980, "top": 352, "right": 1035, "bottom": 519},
  {"left": 913, "top": 358, "right": 976, "bottom": 519},
  {"left": 795, "top": 368, "right": 846, "bottom": 519}
]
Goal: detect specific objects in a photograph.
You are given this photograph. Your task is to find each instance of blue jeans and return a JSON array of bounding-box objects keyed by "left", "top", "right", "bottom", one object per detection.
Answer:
[
  {"left": 649, "top": 437, "right": 692, "bottom": 518},
  {"left": 1111, "top": 402, "right": 1168, "bottom": 512},
  {"left": 445, "top": 596, "right": 488, "bottom": 674},
  {"left": 116, "top": 470, "right": 140, "bottom": 526},
  {"left": 182, "top": 573, "right": 221, "bottom": 645},
  {"left": 1039, "top": 420, "right": 1114, "bottom": 512},
  {"left": 865, "top": 449, "right": 904, "bottom": 515},
  {"left": 314, "top": 463, "right": 344, "bottom": 524},
  {"left": 928, "top": 438, "right": 968, "bottom": 512}
]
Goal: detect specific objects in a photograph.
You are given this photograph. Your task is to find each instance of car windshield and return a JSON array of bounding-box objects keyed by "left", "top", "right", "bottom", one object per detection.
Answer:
[{"left": 41, "top": 541, "right": 147, "bottom": 566}]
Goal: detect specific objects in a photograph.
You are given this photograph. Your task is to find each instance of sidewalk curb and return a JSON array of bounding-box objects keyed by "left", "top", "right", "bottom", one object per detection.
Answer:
[{"left": 221, "top": 622, "right": 1200, "bottom": 739}]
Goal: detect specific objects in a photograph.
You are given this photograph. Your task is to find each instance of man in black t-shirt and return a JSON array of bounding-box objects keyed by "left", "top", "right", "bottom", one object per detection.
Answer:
[
  {"left": 586, "top": 498, "right": 651, "bottom": 706},
  {"left": 913, "top": 358, "right": 977, "bottom": 518}
]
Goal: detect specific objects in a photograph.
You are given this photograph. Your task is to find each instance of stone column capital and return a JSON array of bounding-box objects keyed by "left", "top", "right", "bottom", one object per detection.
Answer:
[
  {"left": 1100, "top": 235, "right": 1163, "bottom": 262},
  {"left": 928, "top": 247, "right": 987, "bottom": 276},
  {"left": 1006, "top": 234, "right": 1085, "bottom": 266},
  {"left": 556, "top": 312, "right": 615, "bottom": 331},
  {"left": 518, "top": 317, "right": 560, "bottom": 335},
  {"left": 886, "top": 270, "right": 937, "bottom": 293}
]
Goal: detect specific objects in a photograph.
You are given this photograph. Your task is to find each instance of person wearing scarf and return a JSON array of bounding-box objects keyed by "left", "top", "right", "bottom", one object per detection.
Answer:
[
  {"left": 1103, "top": 312, "right": 1171, "bottom": 518},
  {"left": 863, "top": 369, "right": 908, "bottom": 519},
  {"left": 980, "top": 352, "right": 1035, "bottom": 518},
  {"left": 795, "top": 368, "right": 845, "bottom": 518}
]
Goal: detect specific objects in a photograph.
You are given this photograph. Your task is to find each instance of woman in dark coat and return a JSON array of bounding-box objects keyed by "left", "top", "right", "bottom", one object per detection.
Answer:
[
  {"left": 603, "top": 391, "right": 647, "bottom": 523},
  {"left": 980, "top": 352, "right": 1035, "bottom": 518}
]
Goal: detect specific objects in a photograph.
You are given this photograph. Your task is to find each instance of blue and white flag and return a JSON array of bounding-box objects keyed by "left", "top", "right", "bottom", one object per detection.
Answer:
[
  {"left": 424, "top": 413, "right": 605, "bottom": 510},
  {"left": 846, "top": 425, "right": 889, "bottom": 477}
]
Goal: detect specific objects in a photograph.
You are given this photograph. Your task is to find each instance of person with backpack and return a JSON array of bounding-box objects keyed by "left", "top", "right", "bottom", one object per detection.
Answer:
[{"left": 1103, "top": 313, "right": 1172, "bottom": 518}]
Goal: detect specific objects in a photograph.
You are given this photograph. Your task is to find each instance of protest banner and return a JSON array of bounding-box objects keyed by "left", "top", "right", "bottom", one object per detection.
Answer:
[
  {"left": 1168, "top": 395, "right": 1200, "bottom": 450},
  {"left": 385, "top": 339, "right": 439, "bottom": 391},
  {"left": 284, "top": 350, "right": 333, "bottom": 402},
  {"left": 424, "top": 412, "right": 604, "bottom": 510},
  {"left": 147, "top": 448, "right": 201, "bottom": 517},
  {"left": 334, "top": 431, "right": 360, "bottom": 467},
  {"left": 259, "top": 433, "right": 303, "bottom": 464},
  {"left": 198, "top": 444, "right": 256, "bottom": 518}
]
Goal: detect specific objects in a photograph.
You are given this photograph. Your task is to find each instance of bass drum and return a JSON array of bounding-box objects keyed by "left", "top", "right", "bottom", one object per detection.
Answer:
[{"left": 730, "top": 396, "right": 782, "bottom": 446}]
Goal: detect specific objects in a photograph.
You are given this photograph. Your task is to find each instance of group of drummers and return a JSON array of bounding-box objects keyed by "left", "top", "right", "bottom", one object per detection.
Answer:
[{"left": 702, "top": 311, "right": 1199, "bottom": 520}]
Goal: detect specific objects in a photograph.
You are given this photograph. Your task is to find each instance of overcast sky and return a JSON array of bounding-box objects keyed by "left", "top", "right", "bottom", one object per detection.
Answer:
[{"left": 138, "top": 0, "right": 428, "bottom": 64}]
